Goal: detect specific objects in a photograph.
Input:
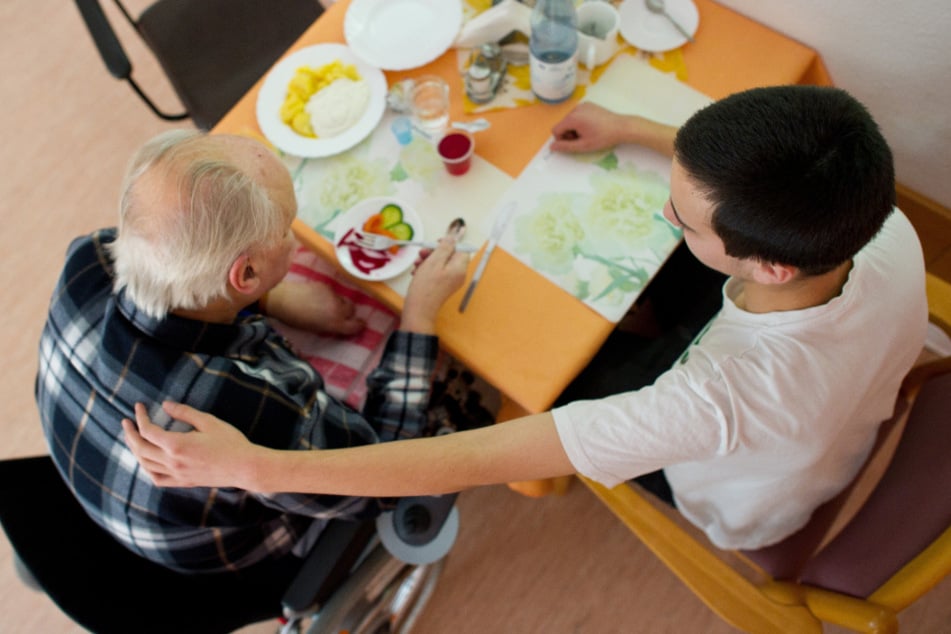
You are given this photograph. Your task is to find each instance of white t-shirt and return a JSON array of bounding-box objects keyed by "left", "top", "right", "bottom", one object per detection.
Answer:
[{"left": 553, "top": 209, "right": 928, "bottom": 549}]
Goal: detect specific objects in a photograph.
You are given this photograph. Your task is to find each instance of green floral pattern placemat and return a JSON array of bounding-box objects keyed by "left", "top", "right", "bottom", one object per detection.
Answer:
[
  {"left": 281, "top": 112, "right": 512, "bottom": 296},
  {"left": 495, "top": 139, "right": 682, "bottom": 322}
]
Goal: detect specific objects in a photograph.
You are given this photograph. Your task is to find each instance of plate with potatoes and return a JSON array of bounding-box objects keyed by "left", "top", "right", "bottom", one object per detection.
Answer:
[{"left": 256, "top": 44, "right": 387, "bottom": 157}]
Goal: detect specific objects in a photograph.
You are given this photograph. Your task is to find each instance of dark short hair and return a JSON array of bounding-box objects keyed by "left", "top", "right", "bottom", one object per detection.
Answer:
[{"left": 673, "top": 86, "right": 895, "bottom": 276}]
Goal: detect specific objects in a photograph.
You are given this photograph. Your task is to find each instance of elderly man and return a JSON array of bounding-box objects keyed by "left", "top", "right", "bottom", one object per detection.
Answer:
[{"left": 36, "top": 130, "right": 468, "bottom": 588}]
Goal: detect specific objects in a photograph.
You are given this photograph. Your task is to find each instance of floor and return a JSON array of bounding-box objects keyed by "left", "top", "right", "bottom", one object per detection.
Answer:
[{"left": 3, "top": 2, "right": 951, "bottom": 633}]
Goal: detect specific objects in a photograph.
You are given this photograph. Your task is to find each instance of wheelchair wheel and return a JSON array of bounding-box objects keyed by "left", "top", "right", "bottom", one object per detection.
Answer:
[{"left": 306, "top": 544, "right": 445, "bottom": 634}]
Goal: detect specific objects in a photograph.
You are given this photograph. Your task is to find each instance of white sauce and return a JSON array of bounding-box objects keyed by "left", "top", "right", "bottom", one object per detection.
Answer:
[{"left": 305, "top": 77, "right": 370, "bottom": 138}]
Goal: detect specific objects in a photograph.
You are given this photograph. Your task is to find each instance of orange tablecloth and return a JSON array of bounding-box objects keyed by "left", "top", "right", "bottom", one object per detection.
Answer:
[{"left": 214, "top": 0, "right": 831, "bottom": 421}]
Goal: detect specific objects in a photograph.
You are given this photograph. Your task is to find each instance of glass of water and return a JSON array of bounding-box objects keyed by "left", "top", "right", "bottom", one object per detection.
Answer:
[{"left": 409, "top": 75, "right": 450, "bottom": 138}]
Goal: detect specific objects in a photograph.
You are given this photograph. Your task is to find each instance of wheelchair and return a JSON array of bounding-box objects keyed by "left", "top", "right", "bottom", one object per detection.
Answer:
[{"left": 0, "top": 455, "right": 458, "bottom": 634}]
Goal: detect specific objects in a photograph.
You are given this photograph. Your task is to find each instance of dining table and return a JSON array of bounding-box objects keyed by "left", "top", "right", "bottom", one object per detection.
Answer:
[{"left": 213, "top": 0, "right": 832, "bottom": 496}]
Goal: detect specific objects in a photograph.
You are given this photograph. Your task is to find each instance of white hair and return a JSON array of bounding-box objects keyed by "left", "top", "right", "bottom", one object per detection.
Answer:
[{"left": 108, "top": 130, "right": 287, "bottom": 318}]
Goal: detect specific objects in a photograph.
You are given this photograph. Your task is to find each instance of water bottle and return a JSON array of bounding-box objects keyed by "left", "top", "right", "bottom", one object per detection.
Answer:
[{"left": 529, "top": 0, "right": 579, "bottom": 104}]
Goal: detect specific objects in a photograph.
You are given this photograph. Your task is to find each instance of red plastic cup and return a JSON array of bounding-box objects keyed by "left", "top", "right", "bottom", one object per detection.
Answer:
[{"left": 437, "top": 130, "right": 474, "bottom": 176}]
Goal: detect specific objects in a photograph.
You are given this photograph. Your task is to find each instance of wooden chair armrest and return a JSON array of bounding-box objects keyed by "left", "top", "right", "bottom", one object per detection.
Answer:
[
  {"left": 903, "top": 355, "right": 951, "bottom": 400},
  {"left": 582, "top": 477, "right": 822, "bottom": 634},
  {"left": 925, "top": 273, "right": 951, "bottom": 336},
  {"left": 870, "top": 525, "right": 951, "bottom": 612},
  {"left": 763, "top": 581, "right": 898, "bottom": 634}
]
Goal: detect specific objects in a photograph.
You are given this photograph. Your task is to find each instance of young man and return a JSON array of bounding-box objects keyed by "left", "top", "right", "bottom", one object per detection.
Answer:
[
  {"left": 36, "top": 130, "right": 469, "bottom": 586},
  {"left": 123, "top": 86, "right": 928, "bottom": 551}
]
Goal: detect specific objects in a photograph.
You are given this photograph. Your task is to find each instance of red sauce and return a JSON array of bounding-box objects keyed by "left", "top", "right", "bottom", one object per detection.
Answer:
[{"left": 337, "top": 228, "right": 393, "bottom": 275}]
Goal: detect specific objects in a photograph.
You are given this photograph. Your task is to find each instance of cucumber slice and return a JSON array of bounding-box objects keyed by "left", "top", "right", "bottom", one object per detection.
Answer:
[
  {"left": 387, "top": 222, "right": 414, "bottom": 241},
  {"left": 379, "top": 204, "right": 403, "bottom": 228}
]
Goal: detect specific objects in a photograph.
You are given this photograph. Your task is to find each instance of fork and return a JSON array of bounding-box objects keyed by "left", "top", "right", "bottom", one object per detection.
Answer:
[{"left": 354, "top": 232, "right": 478, "bottom": 253}]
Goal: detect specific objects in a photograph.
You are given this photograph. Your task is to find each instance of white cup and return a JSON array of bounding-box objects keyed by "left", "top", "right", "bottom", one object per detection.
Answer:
[{"left": 577, "top": 1, "right": 621, "bottom": 68}]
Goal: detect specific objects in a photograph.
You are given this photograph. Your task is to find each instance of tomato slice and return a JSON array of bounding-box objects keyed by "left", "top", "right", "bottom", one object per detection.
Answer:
[{"left": 362, "top": 213, "right": 387, "bottom": 234}]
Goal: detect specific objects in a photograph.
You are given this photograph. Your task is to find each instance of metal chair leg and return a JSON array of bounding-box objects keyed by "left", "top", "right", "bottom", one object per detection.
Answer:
[{"left": 305, "top": 544, "right": 446, "bottom": 634}]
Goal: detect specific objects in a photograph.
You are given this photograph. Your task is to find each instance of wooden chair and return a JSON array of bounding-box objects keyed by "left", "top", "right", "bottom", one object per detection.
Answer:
[
  {"left": 586, "top": 272, "right": 951, "bottom": 633},
  {"left": 73, "top": 0, "right": 323, "bottom": 129}
]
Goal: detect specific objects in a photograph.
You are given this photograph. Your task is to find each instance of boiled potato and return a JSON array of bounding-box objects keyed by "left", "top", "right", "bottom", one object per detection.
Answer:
[
  {"left": 279, "top": 60, "right": 362, "bottom": 138},
  {"left": 290, "top": 110, "right": 314, "bottom": 137}
]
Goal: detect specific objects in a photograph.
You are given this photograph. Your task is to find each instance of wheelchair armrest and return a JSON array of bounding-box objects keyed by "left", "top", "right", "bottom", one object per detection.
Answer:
[
  {"left": 73, "top": 0, "right": 132, "bottom": 79},
  {"left": 392, "top": 494, "right": 458, "bottom": 546},
  {"left": 281, "top": 519, "right": 376, "bottom": 614},
  {"left": 377, "top": 494, "right": 460, "bottom": 565}
]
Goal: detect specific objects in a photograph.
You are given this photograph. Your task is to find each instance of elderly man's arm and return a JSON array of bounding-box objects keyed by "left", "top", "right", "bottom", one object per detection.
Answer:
[
  {"left": 360, "top": 238, "right": 471, "bottom": 440},
  {"left": 262, "top": 278, "right": 366, "bottom": 336}
]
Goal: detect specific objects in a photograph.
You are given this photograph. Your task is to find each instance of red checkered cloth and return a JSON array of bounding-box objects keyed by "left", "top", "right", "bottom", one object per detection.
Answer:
[
  {"left": 272, "top": 248, "right": 501, "bottom": 430},
  {"left": 268, "top": 248, "right": 399, "bottom": 411}
]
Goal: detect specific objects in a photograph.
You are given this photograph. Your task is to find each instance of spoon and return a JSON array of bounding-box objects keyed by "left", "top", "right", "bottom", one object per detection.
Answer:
[
  {"left": 451, "top": 118, "right": 491, "bottom": 134},
  {"left": 645, "top": 0, "right": 694, "bottom": 43},
  {"left": 410, "top": 118, "right": 490, "bottom": 140}
]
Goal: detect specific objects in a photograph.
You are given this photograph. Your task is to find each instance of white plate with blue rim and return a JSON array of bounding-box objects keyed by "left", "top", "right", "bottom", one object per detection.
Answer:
[
  {"left": 618, "top": 0, "right": 699, "bottom": 53},
  {"left": 344, "top": 0, "right": 463, "bottom": 71}
]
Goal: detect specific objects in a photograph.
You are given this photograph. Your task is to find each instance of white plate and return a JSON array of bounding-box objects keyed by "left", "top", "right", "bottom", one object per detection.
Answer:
[
  {"left": 618, "top": 0, "right": 699, "bottom": 53},
  {"left": 256, "top": 44, "right": 387, "bottom": 158},
  {"left": 333, "top": 197, "right": 424, "bottom": 281},
  {"left": 344, "top": 0, "right": 463, "bottom": 71}
]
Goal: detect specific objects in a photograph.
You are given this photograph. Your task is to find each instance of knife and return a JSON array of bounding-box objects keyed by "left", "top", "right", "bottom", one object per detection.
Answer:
[{"left": 459, "top": 201, "right": 517, "bottom": 312}]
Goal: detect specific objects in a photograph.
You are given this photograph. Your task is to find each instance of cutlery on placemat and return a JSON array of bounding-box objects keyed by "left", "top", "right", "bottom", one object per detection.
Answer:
[{"left": 459, "top": 201, "right": 517, "bottom": 313}]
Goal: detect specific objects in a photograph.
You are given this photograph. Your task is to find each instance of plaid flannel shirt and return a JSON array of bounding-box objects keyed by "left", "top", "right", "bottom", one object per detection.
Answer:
[{"left": 36, "top": 229, "right": 438, "bottom": 573}]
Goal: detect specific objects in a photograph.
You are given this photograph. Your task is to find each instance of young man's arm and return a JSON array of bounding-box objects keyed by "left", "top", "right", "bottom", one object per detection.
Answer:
[
  {"left": 550, "top": 102, "right": 677, "bottom": 157},
  {"left": 122, "top": 402, "right": 574, "bottom": 496}
]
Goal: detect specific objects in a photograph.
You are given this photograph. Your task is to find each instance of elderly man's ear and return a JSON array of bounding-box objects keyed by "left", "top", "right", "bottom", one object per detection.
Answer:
[{"left": 228, "top": 254, "right": 262, "bottom": 298}]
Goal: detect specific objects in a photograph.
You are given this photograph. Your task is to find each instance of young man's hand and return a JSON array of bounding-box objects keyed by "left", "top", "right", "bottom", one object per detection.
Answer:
[
  {"left": 122, "top": 402, "right": 261, "bottom": 490},
  {"left": 550, "top": 102, "right": 677, "bottom": 157}
]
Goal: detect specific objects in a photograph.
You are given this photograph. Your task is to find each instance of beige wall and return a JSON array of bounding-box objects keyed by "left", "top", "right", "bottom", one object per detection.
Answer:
[{"left": 716, "top": 0, "right": 951, "bottom": 210}]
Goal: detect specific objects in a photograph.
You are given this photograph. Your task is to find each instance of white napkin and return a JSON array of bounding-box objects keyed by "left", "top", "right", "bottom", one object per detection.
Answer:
[{"left": 454, "top": 0, "right": 532, "bottom": 48}]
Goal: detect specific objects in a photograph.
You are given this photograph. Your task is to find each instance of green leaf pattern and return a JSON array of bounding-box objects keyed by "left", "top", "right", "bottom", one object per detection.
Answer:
[
  {"left": 286, "top": 134, "right": 444, "bottom": 240},
  {"left": 512, "top": 153, "right": 681, "bottom": 314},
  {"left": 282, "top": 119, "right": 679, "bottom": 322}
]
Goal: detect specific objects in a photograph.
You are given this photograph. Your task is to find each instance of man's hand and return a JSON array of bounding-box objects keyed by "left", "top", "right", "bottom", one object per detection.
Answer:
[
  {"left": 550, "top": 102, "right": 677, "bottom": 157},
  {"left": 122, "top": 402, "right": 262, "bottom": 490},
  {"left": 264, "top": 279, "right": 365, "bottom": 336},
  {"left": 401, "top": 238, "right": 470, "bottom": 334},
  {"left": 551, "top": 102, "right": 626, "bottom": 153}
]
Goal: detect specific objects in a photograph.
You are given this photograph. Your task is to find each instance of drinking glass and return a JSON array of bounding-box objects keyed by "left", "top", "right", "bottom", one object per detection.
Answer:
[{"left": 410, "top": 76, "right": 450, "bottom": 137}]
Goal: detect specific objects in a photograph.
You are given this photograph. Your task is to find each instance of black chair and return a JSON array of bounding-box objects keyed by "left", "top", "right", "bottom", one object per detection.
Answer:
[
  {"left": 73, "top": 0, "right": 324, "bottom": 130},
  {"left": 0, "top": 455, "right": 453, "bottom": 633}
]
